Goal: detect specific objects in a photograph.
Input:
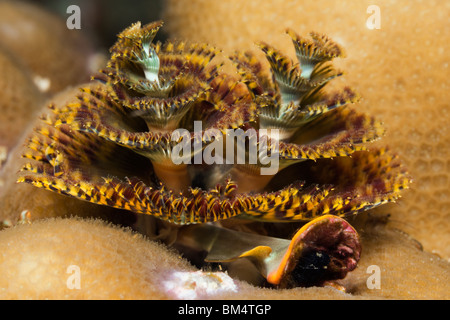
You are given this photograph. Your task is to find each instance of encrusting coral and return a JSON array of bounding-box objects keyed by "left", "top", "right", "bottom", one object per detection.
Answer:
[
  {"left": 0, "top": 47, "right": 45, "bottom": 151},
  {"left": 16, "top": 20, "right": 409, "bottom": 288},
  {"left": 0, "top": 0, "right": 93, "bottom": 94},
  {"left": 0, "top": 218, "right": 197, "bottom": 299},
  {"left": 1, "top": 217, "right": 448, "bottom": 300}
]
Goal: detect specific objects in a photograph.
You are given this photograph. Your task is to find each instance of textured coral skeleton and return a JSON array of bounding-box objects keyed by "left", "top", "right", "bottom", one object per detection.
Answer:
[{"left": 17, "top": 21, "right": 410, "bottom": 288}]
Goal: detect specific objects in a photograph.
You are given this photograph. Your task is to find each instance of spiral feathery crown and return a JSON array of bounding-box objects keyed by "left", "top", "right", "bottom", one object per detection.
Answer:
[{"left": 18, "top": 21, "right": 409, "bottom": 225}]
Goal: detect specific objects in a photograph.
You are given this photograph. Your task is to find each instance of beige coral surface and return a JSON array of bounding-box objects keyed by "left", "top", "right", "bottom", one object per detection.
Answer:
[
  {"left": 0, "top": 216, "right": 448, "bottom": 300},
  {"left": 0, "top": 218, "right": 196, "bottom": 299},
  {"left": 163, "top": 0, "right": 450, "bottom": 260},
  {"left": 0, "top": 0, "right": 96, "bottom": 170},
  {"left": 0, "top": 0, "right": 93, "bottom": 94},
  {"left": 0, "top": 47, "right": 44, "bottom": 150}
]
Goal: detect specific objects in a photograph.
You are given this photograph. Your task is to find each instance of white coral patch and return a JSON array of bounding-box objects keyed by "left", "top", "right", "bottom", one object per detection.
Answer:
[
  {"left": 162, "top": 270, "right": 238, "bottom": 300},
  {"left": 33, "top": 75, "right": 51, "bottom": 92}
]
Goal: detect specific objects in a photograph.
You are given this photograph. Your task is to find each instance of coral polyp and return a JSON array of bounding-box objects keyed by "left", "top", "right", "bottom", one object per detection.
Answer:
[{"left": 17, "top": 21, "right": 410, "bottom": 287}]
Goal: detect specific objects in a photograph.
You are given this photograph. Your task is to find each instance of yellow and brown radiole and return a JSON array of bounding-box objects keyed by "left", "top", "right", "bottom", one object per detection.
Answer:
[{"left": 18, "top": 21, "right": 409, "bottom": 287}]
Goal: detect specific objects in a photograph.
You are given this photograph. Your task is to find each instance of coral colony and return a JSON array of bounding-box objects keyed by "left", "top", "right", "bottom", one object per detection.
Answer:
[{"left": 18, "top": 21, "right": 409, "bottom": 288}]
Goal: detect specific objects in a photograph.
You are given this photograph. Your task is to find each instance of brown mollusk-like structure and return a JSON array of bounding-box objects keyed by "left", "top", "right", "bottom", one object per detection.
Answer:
[{"left": 18, "top": 21, "right": 409, "bottom": 288}]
